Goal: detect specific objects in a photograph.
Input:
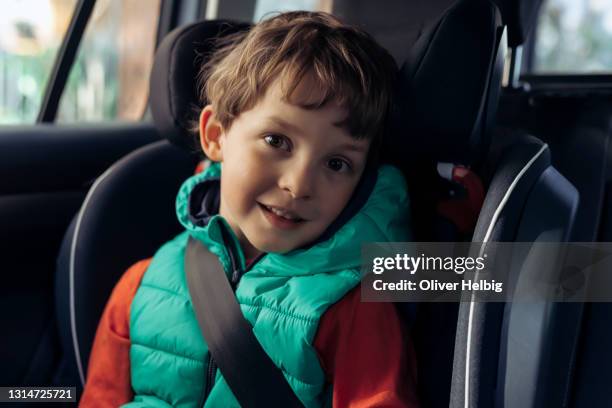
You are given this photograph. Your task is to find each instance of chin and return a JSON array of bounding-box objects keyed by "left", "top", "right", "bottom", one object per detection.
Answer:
[{"left": 251, "top": 238, "right": 299, "bottom": 255}]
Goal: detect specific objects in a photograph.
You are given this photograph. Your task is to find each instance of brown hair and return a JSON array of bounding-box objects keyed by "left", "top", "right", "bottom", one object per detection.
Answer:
[{"left": 198, "top": 11, "right": 397, "bottom": 153}]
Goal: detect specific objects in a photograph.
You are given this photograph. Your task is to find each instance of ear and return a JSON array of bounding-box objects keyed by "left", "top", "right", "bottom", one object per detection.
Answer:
[{"left": 199, "top": 105, "right": 224, "bottom": 162}]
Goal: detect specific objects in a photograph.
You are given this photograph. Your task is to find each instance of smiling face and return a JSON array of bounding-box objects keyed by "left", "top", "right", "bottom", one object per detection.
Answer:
[{"left": 199, "top": 78, "right": 371, "bottom": 259}]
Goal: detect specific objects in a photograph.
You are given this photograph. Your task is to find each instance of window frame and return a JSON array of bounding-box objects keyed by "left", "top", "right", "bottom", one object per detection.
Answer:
[
  {"left": 518, "top": 2, "right": 612, "bottom": 90},
  {"left": 36, "top": 0, "right": 180, "bottom": 124},
  {"left": 37, "top": 0, "right": 96, "bottom": 123}
]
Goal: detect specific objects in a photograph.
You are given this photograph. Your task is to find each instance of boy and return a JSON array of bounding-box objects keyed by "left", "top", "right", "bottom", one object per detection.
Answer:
[{"left": 81, "top": 11, "right": 418, "bottom": 407}]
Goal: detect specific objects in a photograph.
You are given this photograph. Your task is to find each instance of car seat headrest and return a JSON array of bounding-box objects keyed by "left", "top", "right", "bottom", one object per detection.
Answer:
[
  {"left": 149, "top": 20, "right": 251, "bottom": 151},
  {"left": 493, "top": 0, "right": 543, "bottom": 47},
  {"left": 387, "top": 0, "right": 506, "bottom": 166}
]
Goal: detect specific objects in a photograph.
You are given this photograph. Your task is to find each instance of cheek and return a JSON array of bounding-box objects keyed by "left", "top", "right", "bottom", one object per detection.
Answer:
[
  {"left": 319, "top": 180, "right": 358, "bottom": 221},
  {"left": 222, "top": 165, "right": 256, "bottom": 208},
  {"left": 221, "top": 151, "right": 271, "bottom": 210}
]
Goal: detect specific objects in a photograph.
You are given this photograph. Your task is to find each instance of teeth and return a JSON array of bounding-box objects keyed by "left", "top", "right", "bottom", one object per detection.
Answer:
[{"left": 266, "top": 205, "right": 299, "bottom": 220}]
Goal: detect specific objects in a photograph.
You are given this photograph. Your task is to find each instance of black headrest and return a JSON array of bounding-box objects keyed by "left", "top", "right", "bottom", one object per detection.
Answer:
[
  {"left": 494, "top": 0, "right": 543, "bottom": 47},
  {"left": 387, "top": 0, "right": 506, "bottom": 166},
  {"left": 149, "top": 20, "right": 251, "bottom": 151}
]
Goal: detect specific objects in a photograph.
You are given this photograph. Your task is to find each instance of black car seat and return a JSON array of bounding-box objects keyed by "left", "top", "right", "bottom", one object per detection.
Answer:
[
  {"left": 493, "top": 1, "right": 612, "bottom": 407},
  {"left": 387, "top": 0, "right": 578, "bottom": 407},
  {"left": 385, "top": 1, "right": 507, "bottom": 406},
  {"left": 333, "top": 0, "right": 456, "bottom": 65},
  {"left": 456, "top": 1, "right": 589, "bottom": 407},
  {"left": 442, "top": 1, "right": 580, "bottom": 408},
  {"left": 53, "top": 20, "right": 249, "bottom": 391}
]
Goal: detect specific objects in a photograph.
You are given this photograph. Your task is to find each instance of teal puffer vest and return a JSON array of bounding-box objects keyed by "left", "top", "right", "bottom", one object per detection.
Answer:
[{"left": 124, "top": 162, "right": 410, "bottom": 407}]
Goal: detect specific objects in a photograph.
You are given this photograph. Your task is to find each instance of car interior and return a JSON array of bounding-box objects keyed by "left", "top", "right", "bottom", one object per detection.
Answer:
[{"left": 2, "top": 0, "right": 612, "bottom": 406}]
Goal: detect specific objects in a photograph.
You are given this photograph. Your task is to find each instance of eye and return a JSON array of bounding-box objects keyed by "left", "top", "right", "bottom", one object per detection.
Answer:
[
  {"left": 327, "top": 157, "right": 351, "bottom": 173},
  {"left": 264, "top": 134, "right": 291, "bottom": 151}
]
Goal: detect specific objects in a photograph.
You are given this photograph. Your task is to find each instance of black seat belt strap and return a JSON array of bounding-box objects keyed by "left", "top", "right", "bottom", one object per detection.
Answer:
[{"left": 185, "top": 237, "right": 304, "bottom": 407}]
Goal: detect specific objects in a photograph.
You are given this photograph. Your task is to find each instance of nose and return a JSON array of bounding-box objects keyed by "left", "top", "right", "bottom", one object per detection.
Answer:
[{"left": 278, "top": 160, "right": 315, "bottom": 200}]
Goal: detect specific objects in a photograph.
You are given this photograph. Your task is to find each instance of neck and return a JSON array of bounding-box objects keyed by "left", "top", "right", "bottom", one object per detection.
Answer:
[{"left": 219, "top": 202, "right": 262, "bottom": 261}]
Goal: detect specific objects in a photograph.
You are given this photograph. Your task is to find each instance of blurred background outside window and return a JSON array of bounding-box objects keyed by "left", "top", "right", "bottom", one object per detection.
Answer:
[
  {"left": 0, "top": 0, "right": 76, "bottom": 124},
  {"left": 252, "top": 0, "right": 331, "bottom": 21},
  {"left": 57, "top": 0, "right": 160, "bottom": 123},
  {"left": 0, "top": 0, "right": 160, "bottom": 125},
  {"left": 9, "top": 0, "right": 611, "bottom": 126},
  {"left": 534, "top": 0, "right": 612, "bottom": 73}
]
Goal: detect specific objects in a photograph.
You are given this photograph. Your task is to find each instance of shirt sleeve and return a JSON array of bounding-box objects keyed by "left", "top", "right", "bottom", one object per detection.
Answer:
[
  {"left": 79, "top": 258, "right": 151, "bottom": 407},
  {"left": 314, "top": 286, "right": 420, "bottom": 408}
]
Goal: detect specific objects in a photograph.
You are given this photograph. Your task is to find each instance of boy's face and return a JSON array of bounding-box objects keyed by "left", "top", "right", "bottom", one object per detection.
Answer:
[{"left": 200, "top": 78, "right": 371, "bottom": 259}]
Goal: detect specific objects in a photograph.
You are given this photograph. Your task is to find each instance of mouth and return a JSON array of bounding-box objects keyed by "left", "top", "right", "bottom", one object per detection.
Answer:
[{"left": 257, "top": 202, "right": 306, "bottom": 229}]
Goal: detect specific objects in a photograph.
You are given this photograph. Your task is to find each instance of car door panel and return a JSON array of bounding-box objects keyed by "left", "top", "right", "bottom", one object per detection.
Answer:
[{"left": 0, "top": 123, "right": 160, "bottom": 386}]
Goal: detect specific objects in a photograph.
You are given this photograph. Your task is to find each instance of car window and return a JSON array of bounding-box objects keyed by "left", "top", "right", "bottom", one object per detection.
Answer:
[
  {"left": 532, "top": 0, "right": 612, "bottom": 74},
  {"left": 0, "top": 0, "right": 78, "bottom": 124},
  {"left": 56, "top": 0, "right": 161, "bottom": 123},
  {"left": 207, "top": 0, "right": 331, "bottom": 22},
  {"left": 253, "top": 0, "right": 330, "bottom": 21}
]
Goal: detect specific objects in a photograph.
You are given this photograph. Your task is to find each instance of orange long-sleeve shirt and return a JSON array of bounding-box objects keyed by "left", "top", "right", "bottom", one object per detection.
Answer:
[{"left": 81, "top": 259, "right": 419, "bottom": 407}]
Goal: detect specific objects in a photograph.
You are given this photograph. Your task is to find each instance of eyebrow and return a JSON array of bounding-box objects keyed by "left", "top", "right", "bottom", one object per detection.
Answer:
[
  {"left": 269, "top": 115, "right": 349, "bottom": 132},
  {"left": 268, "top": 117, "right": 302, "bottom": 134}
]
